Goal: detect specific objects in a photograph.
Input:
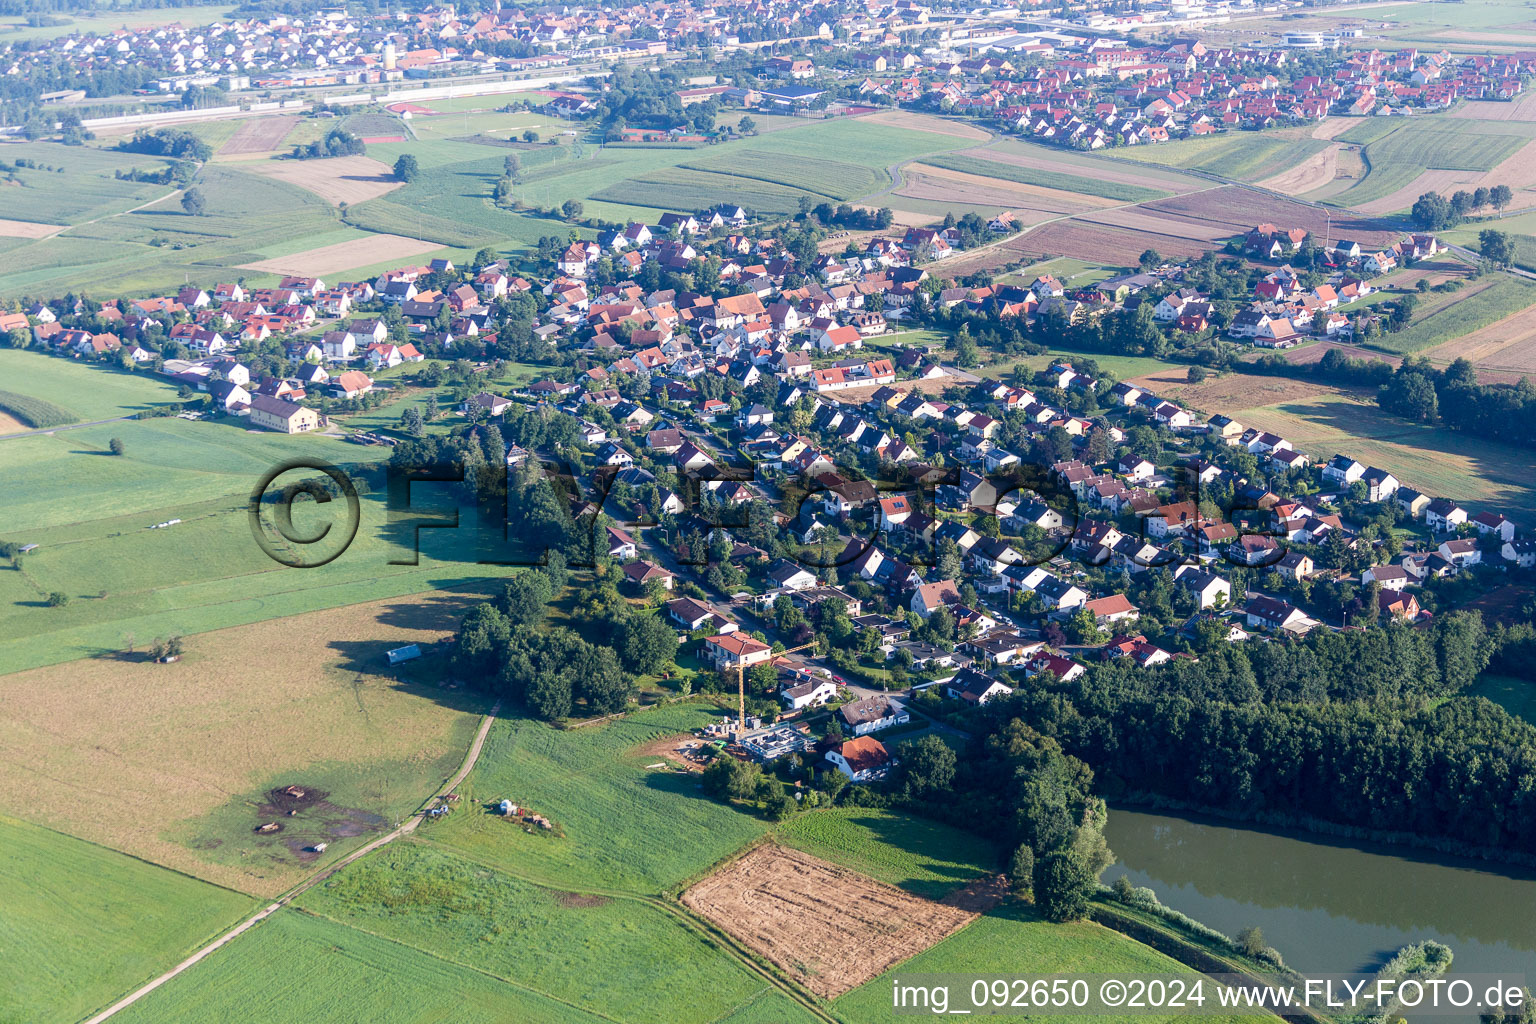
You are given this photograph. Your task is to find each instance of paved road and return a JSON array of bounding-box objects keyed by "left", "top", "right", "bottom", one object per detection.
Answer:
[
  {"left": 0, "top": 415, "right": 137, "bottom": 441},
  {"left": 1446, "top": 243, "right": 1536, "bottom": 282},
  {"left": 82, "top": 701, "right": 501, "bottom": 1024}
]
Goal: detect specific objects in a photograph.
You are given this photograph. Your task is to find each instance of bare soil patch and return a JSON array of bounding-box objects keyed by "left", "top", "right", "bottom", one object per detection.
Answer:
[
  {"left": 1259, "top": 142, "right": 1342, "bottom": 195},
  {"left": 0, "top": 218, "right": 62, "bottom": 239},
  {"left": 939, "top": 873, "right": 1009, "bottom": 913},
  {"left": 682, "top": 844, "right": 977, "bottom": 999},
  {"left": 862, "top": 110, "right": 992, "bottom": 141},
  {"left": 0, "top": 591, "right": 484, "bottom": 895},
  {"left": 557, "top": 891, "right": 611, "bottom": 908},
  {"left": 220, "top": 115, "right": 298, "bottom": 156},
  {"left": 1011, "top": 219, "right": 1213, "bottom": 266},
  {"left": 239, "top": 233, "right": 441, "bottom": 278},
  {"left": 241, "top": 154, "right": 403, "bottom": 206},
  {"left": 634, "top": 733, "right": 714, "bottom": 772},
  {"left": 0, "top": 409, "right": 27, "bottom": 434},
  {"left": 1141, "top": 186, "right": 1399, "bottom": 247}
]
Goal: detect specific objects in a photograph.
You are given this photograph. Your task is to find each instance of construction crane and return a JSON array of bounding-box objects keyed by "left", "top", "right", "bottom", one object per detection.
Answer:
[{"left": 738, "top": 640, "right": 819, "bottom": 736}]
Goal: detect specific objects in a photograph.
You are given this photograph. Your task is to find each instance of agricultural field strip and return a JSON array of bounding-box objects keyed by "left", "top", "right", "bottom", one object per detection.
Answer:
[
  {"left": 1336, "top": 118, "right": 1530, "bottom": 207},
  {"left": 322, "top": 837, "right": 841, "bottom": 1023},
  {"left": 1368, "top": 275, "right": 1536, "bottom": 353},
  {"left": 79, "top": 703, "right": 501, "bottom": 1024},
  {"left": 915, "top": 152, "right": 1170, "bottom": 203}
]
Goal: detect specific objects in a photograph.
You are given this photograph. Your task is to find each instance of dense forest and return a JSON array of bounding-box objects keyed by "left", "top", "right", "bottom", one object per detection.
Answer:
[{"left": 991, "top": 612, "right": 1536, "bottom": 857}]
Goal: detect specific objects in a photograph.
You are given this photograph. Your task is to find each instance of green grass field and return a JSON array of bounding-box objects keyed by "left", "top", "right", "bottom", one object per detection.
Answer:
[
  {"left": 0, "top": 371, "right": 536, "bottom": 674},
  {"left": 110, "top": 910, "right": 615, "bottom": 1024},
  {"left": 0, "top": 4, "right": 236, "bottom": 41},
  {"left": 834, "top": 902, "right": 1258, "bottom": 1023},
  {"left": 1368, "top": 275, "right": 1536, "bottom": 353},
  {"left": 358, "top": 116, "right": 970, "bottom": 242},
  {"left": 0, "top": 388, "right": 74, "bottom": 428},
  {"left": 1108, "top": 129, "right": 1328, "bottom": 183},
  {"left": 0, "top": 351, "right": 181, "bottom": 421},
  {"left": 300, "top": 841, "right": 787, "bottom": 1024},
  {"left": 0, "top": 814, "right": 253, "bottom": 1024},
  {"left": 1372, "top": 0, "right": 1536, "bottom": 50},
  {"left": 1445, "top": 210, "right": 1536, "bottom": 272},
  {"left": 0, "top": 156, "right": 348, "bottom": 298},
  {"left": 1468, "top": 674, "right": 1536, "bottom": 726},
  {"left": 0, "top": 140, "right": 175, "bottom": 226},
  {"left": 918, "top": 153, "right": 1169, "bottom": 203},
  {"left": 775, "top": 808, "right": 1000, "bottom": 900},
  {"left": 427, "top": 706, "right": 770, "bottom": 893},
  {"left": 1335, "top": 118, "right": 1529, "bottom": 209}
]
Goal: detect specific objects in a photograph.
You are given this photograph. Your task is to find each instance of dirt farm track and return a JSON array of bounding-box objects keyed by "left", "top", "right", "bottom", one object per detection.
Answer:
[{"left": 681, "top": 843, "right": 978, "bottom": 999}]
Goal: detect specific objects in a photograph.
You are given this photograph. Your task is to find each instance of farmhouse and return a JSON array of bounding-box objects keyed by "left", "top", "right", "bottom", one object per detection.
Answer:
[{"left": 248, "top": 393, "right": 321, "bottom": 433}]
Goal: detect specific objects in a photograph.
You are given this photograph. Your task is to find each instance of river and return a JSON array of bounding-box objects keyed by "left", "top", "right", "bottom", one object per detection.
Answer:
[{"left": 1103, "top": 808, "right": 1536, "bottom": 979}]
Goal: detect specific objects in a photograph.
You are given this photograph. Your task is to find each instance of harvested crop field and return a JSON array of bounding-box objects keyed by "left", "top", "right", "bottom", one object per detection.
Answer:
[
  {"left": 239, "top": 232, "right": 441, "bottom": 277},
  {"left": 0, "top": 218, "right": 62, "bottom": 238},
  {"left": 681, "top": 844, "right": 977, "bottom": 998},
  {"left": 1008, "top": 219, "right": 1211, "bottom": 265},
  {"left": 242, "top": 154, "right": 402, "bottom": 205},
  {"left": 1259, "top": 142, "right": 1341, "bottom": 195},
  {"left": 219, "top": 115, "right": 298, "bottom": 156},
  {"left": 0, "top": 591, "right": 489, "bottom": 895},
  {"left": 1073, "top": 206, "right": 1234, "bottom": 242},
  {"left": 1139, "top": 186, "right": 1399, "bottom": 247},
  {"left": 1352, "top": 168, "right": 1489, "bottom": 216},
  {"left": 897, "top": 170, "right": 1087, "bottom": 219},
  {"left": 1275, "top": 340, "right": 1401, "bottom": 370},
  {"left": 1124, "top": 369, "right": 1354, "bottom": 415},
  {"left": 1448, "top": 94, "right": 1536, "bottom": 122},
  {"left": 0, "top": 409, "right": 27, "bottom": 434},
  {"left": 1311, "top": 118, "right": 1360, "bottom": 141},
  {"left": 1420, "top": 300, "right": 1536, "bottom": 382},
  {"left": 861, "top": 109, "right": 991, "bottom": 140}
]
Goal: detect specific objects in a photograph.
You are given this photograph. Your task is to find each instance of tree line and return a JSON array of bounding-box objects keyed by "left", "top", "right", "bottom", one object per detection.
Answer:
[{"left": 994, "top": 612, "right": 1536, "bottom": 858}]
